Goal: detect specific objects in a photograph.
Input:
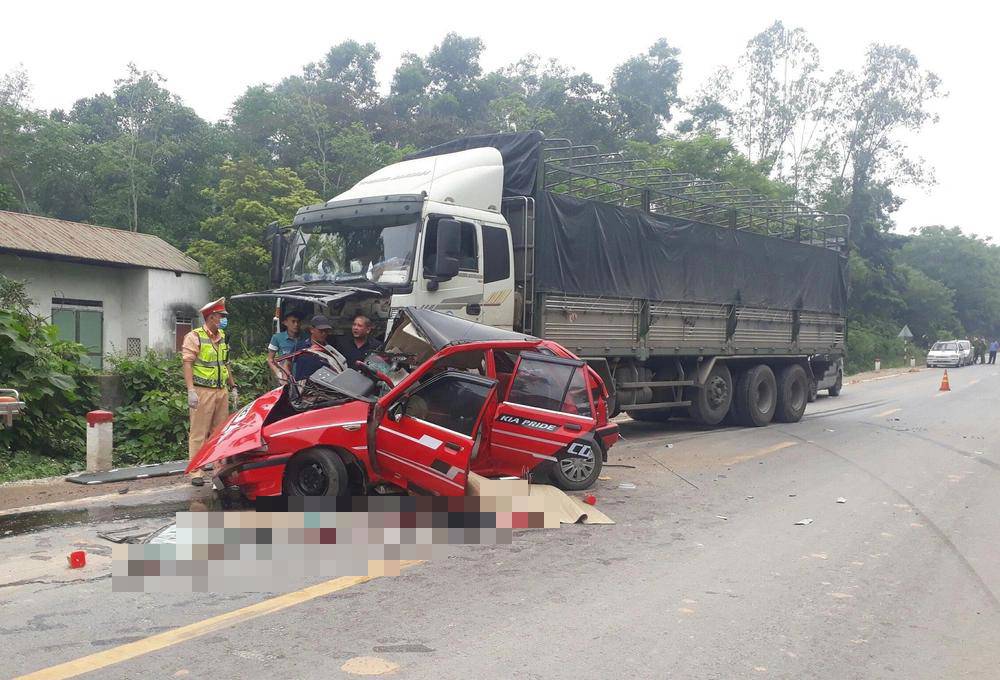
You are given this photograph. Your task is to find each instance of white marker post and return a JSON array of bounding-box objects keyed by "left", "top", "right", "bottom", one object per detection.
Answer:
[{"left": 86, "top": 410, "right": 114, "bottom": 472}]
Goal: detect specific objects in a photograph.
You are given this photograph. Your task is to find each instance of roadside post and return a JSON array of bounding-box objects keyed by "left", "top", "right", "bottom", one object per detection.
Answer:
[{"left": 86, "top": 410, "right": 114, "bottom": 472}]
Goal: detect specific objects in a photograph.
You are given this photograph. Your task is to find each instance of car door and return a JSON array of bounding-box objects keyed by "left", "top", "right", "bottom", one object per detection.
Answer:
[
  {"left": 489, "top": 352, "right": 598, "bottom": 476},
  {"left": 375, "top": 371, "right": 497, "bottom": 496}
]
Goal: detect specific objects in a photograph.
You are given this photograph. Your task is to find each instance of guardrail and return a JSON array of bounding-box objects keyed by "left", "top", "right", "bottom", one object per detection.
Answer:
[{"left": 0, "top": 388, "right": 25, "bottom": 428}]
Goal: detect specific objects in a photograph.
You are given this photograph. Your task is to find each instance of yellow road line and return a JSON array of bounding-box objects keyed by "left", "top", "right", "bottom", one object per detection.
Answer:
[
  {"left": 876, "top": 408, "right": 901, "bottom": 418},
  {"left": 723, "top": 441, "right": 796, "bottom": 466},
  {"left": 16, "top": 561, "right": 423, "bottom": 680}
]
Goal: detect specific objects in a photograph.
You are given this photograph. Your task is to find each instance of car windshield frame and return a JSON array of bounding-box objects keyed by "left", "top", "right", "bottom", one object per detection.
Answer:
[{"left": 282, "top": 218, "right": 421, "bottom": 287}]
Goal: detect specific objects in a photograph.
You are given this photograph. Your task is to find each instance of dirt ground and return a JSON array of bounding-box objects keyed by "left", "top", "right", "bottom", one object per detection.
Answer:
[{"left": 0, "top": 472, "right": 191, "bottom": 512}]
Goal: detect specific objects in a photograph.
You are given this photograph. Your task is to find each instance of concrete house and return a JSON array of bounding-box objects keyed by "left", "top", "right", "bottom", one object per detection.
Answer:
[{"left": 0, "top": 210, "right": 212, "bottom": 368}]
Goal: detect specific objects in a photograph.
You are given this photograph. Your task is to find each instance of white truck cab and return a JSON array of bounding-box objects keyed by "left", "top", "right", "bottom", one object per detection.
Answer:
[{"left": 240, "top": 147, "right": 517, "bottom": 334}]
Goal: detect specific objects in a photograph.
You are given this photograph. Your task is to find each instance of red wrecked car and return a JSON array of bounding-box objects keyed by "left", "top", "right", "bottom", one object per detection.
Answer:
[{"left": 188, "top": 308, "right": 619, "bottom": 498}]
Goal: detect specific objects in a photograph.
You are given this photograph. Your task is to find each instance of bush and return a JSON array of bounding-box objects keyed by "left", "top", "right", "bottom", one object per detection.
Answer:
[
  {"left": 845, "top": 320, "right": 918, "bottom": 374},
  {"left": 0, "top": 301, "right": 97, "bottom": 479}
]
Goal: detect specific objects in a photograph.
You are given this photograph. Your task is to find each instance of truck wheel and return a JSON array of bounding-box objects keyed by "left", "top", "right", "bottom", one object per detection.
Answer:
[
  {"left": 283, "top": 448, "right": 349, "bottom": 496},
  {"left": 549, "top": 440, "right": 603, "bottom": 491},
  {"left": 688, "top": 363, "right": 733, "bottom": 426},
  {"left": 627, "top": 409, "right": 672, "bottom": 423},
  {"left": 827, "top": 372, "right": 843, "bottom": 397},
  {"left": 775, "top": 364, "right": 809, "bottom": 423},
  {"left": 732, "top": 364, "right": 777, "bottom": 427}
]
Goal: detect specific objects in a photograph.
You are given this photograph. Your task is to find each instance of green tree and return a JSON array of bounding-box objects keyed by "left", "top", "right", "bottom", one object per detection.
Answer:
[
  {"left": 610, "top": 39, "right": 682, "bottom": 142},
  {"left": 898, "top": 226, "right": 1000, "bottom": 336}
]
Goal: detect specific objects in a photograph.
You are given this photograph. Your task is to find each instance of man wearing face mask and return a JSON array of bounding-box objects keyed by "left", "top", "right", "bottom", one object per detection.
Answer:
[{"left": 182, "top": 297, "right": 238, "bottom": 486}]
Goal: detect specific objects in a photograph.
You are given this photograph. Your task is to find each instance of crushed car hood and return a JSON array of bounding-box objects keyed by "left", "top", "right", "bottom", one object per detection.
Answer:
[
  {"left": 232, "top": 282, "right": 386, "bottom": 306},
  {"left": 399, "top": 307, "right": 536, "bottom": 350},
  {"left": 187, "top": 389, "right": 283, "bottom": 472}
]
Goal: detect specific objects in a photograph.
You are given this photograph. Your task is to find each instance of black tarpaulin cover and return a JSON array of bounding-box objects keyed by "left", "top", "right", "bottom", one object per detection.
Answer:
[
  {"left": 406, "top": 131, "right": 544, "bottom": 198},
  {"left": 534, "top": 191, "right": 847, "bottom": 315}
]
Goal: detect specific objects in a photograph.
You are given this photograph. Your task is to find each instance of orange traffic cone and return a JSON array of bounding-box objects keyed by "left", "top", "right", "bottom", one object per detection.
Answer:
[{"left": 939, "top": 370, "right": 951, "bottom": 392}]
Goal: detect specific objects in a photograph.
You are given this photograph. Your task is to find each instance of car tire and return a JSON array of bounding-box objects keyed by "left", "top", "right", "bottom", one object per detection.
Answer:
[
  {"left": 732, "top": 364, "right": 777, "bottom": 427},
  {"left": 688, "top": 363, "right": 733, "bottom": 426},
  {"left": 549, "top": 439, "right": 603, "bottom": 491},
  {"left": 283, "top": 448, "right": 349, "bottom": 497},
  {"left": 775, "top": 364, "right": 809, "bottom": 423},
  {"left": 827, "top": 372, "right": 843, "bottom": 397}
]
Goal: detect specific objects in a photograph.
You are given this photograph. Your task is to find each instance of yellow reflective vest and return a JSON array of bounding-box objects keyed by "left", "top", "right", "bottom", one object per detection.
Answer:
[{"left": 192, "top": 327, "right": 230, "bottom": 388}]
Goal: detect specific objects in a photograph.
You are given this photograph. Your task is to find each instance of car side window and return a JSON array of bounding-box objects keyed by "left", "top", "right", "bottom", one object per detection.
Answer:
[
  {"left": 507, "top": 357, "right": 576, "bottom": 413},
  {"left": 404, "top": 373, "right": 494, "bottom": 437}
]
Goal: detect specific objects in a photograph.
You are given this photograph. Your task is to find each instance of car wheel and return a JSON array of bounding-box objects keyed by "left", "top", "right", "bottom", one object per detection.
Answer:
[
  {"left": 775, "top": 364, "right": 809, "bottom": 423},
  {"left": 283, "top": 448, "right": 349, "bottom": 497},
  {"left": 550, "top": 439, "right": 603, "bottom": 491},
  {"left": 688, "top": 363, "right": 733, "bottom": 426},
  {"left": 732, "top": 364, "right": 777, "bottom": 427},
  {"left": 827, "top": 372, "right": 843, "bottom": 397}
]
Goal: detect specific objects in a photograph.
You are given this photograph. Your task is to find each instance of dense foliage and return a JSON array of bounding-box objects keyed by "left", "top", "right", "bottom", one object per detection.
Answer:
[{"left": 0, "top": 276, "right": 97, "bottom": 481}]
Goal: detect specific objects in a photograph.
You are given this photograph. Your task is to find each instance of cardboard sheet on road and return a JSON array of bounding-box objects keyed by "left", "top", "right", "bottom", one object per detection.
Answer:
[
  {"left": 65, "top": 461, "right": 187, "bottom": 485},
  {"left": 466, "top": 472, "right": 614, "bottom": 525}
]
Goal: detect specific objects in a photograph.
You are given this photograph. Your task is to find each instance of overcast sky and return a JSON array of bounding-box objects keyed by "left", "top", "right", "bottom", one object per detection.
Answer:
[{"left": 3, "top": 1, "right": 996, "bottom": 239}]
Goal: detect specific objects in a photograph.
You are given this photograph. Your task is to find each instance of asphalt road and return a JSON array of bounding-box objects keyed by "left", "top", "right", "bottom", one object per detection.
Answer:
[{"left": 3, "top": 365, "right": 999, "bottom": 679}]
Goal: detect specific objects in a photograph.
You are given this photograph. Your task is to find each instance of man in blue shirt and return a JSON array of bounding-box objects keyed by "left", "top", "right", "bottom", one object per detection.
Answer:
[
  {"left": 990, "top": 339, "right": 999, "bottom": 365},
  {"left": 267, "top": 310, "right": 308, "bottom": 384},
  {"left": 293, "top": 315, "right": 347, "bottom": 382}
]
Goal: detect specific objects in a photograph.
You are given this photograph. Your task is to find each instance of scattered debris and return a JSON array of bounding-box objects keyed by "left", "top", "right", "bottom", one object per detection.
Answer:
[
  {"left": 664, "top": 443, "right": 674, "bottom": 449},
  {"left": 598, "top": 476, "right": 612, "bottom": 481},
  {"left": 825, "top": 429, "right": 835, "bottom": 433},
  {"left": 745, "top": 495, "right": 755, "bottom": 500},
  {"left": 975, "top": 451, "right": 984, "bottom": 455},
  {"left": 67, "top": 550, "right": 86, "bottom": 568},
  {"left": 715, "top": 515, "right": 729, "bottom": 521},
  {"left": 618, "top": 482, "right": 637, "bottom": 490},
  {"left": 794, "top": 518, "right": 814, "bottom": 526},
  {"left": 118, "top": 487, "right": 129, "bottom": 495},
  {"left": 604, "top": 464, "right": 637, "bottom": 469},
  {"left": 583, "top": 495, "right": 597, "bottom": 506},
  {"left": 836, "top": 497, "right": 847, "bottom": 504},
  {"left": 788, "top": 493, "right": 797, "bottom": 497}
]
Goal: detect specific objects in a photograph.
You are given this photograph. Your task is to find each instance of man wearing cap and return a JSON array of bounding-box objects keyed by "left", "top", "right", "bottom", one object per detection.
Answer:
[
  {"left": 293, "top": 315, "right": 347, "bottom": 382},
  {"left": 182, "top": 297, "right": 237, "bottom": 486}
]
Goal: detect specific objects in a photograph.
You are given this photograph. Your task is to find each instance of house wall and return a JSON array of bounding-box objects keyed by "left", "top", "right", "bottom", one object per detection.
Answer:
[
  {"left": 146, "top": 269, "right": 211, "bottom": 353},
  {"left": 1, "top": 252, "right": 210, "bottom": 360}
]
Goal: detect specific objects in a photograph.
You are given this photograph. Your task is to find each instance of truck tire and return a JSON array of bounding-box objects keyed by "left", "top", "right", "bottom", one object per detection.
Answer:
[
  {"left": 732, "top": 364, "right": 777, "bottom": 427},
  {"left": 283, "top": 448, "right": 349, "bottom": 497},
  {"left": 688, "top": 363, "right": 733, "bottom": 426},
  {"left": 775, "top": 364, "right": 809, "bottom": 423},
  {"left": 828, "top": 372, "right": 843, "bottom": 397}
]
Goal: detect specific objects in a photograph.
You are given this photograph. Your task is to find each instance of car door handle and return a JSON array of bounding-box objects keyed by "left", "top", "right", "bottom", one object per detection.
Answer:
[
  {"left": 563, "top": 423, "right": 582, "bottom": 432},
  {"left": 466, "top": 303, "right": 481, "bottom": 316},
  {"left": 444, "top": 442, "right": 462, "bottom": 452}
]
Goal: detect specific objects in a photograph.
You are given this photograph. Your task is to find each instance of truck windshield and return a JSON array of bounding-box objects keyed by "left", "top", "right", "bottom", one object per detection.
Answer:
[{"left": 283, "top": 221, "right": 419, "bottom": 286}]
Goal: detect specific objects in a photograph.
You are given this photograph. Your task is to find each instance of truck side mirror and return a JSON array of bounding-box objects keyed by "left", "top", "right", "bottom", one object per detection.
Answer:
[
  {"left": 265, "top": 222, "right": 286, "bottom": 286},
  {"left": 433, "top": 219, "right": 462, "bottom": 281}
]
